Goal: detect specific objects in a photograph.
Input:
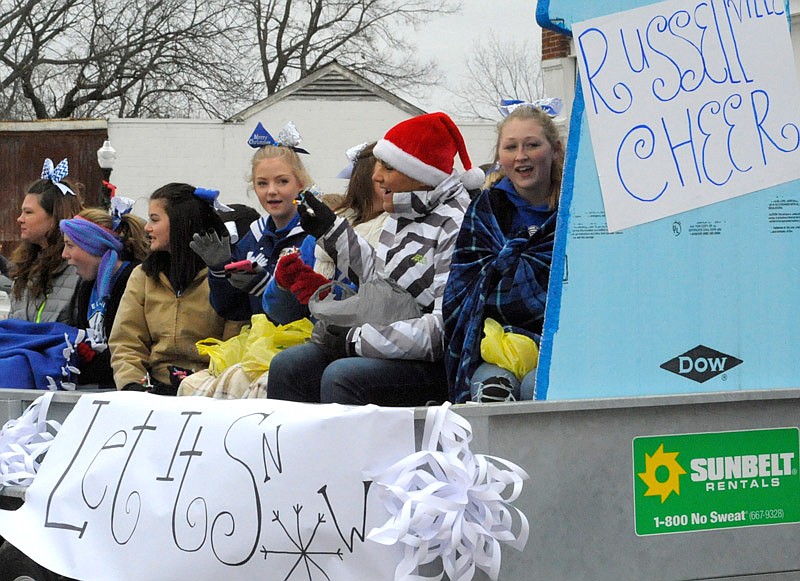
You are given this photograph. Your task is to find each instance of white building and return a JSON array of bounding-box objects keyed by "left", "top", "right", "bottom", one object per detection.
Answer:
[{"left": 106, "top": 62, "right": 498, "bottom": 214}]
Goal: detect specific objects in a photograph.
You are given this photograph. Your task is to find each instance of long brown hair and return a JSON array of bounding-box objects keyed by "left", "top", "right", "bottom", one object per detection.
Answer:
[
  {"left": 333, "top": 142, "right": 380, "bottom": 225},
  {"left": 12, "top": 178, "right": 83, "bottom": 300},
  {"left": 142, "top": 183, "right": 226, "bottom": 293}
]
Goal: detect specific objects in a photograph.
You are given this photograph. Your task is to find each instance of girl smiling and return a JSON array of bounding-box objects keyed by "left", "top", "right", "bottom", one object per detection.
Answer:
[{"left": 190, "top": 122, "right": 317, "bottom": 323}]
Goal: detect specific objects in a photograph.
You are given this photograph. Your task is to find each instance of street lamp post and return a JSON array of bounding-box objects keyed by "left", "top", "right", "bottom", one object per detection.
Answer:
[{"left": 96, "top": 140, "right": 117, "bottom": 210}]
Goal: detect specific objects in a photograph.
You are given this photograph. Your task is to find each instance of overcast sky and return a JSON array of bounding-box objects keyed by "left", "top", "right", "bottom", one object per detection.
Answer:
[{"left": 396, "top": 0, "right": 542, "bottom": 118}]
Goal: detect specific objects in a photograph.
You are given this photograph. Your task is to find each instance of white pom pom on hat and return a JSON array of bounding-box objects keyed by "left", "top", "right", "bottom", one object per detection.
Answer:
[
  {"left": 460, "top": 167, "right": 485, "bottom": 190},
  {"left": 374, "top": 112, "right": 484, "bottom": 189}
]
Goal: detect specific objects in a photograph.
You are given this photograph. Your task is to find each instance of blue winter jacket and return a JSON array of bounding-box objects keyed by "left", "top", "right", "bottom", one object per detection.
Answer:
[{"left": 208, "top": 213, "right": 316, "bottom": 322}]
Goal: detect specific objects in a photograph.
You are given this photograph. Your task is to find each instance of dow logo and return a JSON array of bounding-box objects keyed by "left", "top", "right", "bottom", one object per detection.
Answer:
[{"left": 660, "top": 345, "right": 742, "bottom": 383}]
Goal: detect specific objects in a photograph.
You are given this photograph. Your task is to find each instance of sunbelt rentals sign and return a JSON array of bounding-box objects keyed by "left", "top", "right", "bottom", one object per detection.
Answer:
[{"left": 633, "top": 428, "right": 800, "bottom": 535}]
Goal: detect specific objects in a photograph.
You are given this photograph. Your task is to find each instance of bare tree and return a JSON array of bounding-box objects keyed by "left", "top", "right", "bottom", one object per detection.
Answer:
[
  {"left": 0, "top": 0, "right": 459, "bottom": 120},
  {"left": 451, "top": 32, "right": 544, "bottom": 121},
  {"left": 239, "top": 0, "right": 459, "bottom": 97},
  {"left": 0, "top": 0, "right": 255, "bottom": 119},
  {"left": 0, "top": 0, "right": 85, "bottom": 108}
]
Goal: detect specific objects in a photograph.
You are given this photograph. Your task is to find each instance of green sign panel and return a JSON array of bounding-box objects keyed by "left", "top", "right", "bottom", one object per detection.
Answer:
[{"left": 633, "top": 428, "right": 800, "bottom": 535}]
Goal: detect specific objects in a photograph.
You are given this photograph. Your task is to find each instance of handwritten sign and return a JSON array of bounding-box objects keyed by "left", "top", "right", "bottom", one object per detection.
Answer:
[
  {"left": 0, "top": 393, "right": 414, "bottom": 580},
  {"left": 574, "top": 0, "right": 800, "bottom": 231}
]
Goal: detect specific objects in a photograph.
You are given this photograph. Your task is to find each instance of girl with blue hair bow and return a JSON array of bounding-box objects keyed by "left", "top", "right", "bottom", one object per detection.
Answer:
[
  {"left": 60, "top": 203, "right": 149, "bottom": 386},
  {"left": 190, "top": 122, "right": 317, "bottom": 324},
  {"left": 109, "top": 183, "right": 245, "bottom": 395},
  {"left": 9, "top": 158, "right": 84, "bottom": 324}
]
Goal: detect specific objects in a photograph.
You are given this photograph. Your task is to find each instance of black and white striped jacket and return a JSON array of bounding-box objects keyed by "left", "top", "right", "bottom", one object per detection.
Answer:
[{"left": 320, "top": 173, "right": 470, "bottom": 361}]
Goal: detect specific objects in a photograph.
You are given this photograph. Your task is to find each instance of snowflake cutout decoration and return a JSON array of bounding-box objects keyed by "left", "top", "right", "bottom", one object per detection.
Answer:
[{"left": 261, "top": 504, "right": 343, "bottom": 581}]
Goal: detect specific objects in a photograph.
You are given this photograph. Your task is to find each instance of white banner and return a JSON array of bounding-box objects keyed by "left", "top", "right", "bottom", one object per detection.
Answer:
[
  {"left": 0, "top": 393, "right": 414, "bottom": 580},
  {"left": 574, "top": 0, "right": 800, "bottom": 231}
]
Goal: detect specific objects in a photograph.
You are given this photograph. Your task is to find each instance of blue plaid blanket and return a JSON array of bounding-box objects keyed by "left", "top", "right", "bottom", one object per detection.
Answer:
[
  {"left": 0, "top": 319, "right": 81, "bottom": 390},
  {"left": 443, "top": 189, "right": 555, "bottom": 402}
]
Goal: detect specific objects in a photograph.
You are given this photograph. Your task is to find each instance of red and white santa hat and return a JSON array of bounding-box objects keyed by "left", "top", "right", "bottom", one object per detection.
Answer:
[{"left": 374, "top": 112, "right": 485, "bottom": 191}]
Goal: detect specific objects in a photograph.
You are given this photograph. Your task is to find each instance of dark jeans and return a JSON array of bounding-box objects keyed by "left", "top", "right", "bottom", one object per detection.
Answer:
[{"left": 267, "top": 342, "right": 448, "bottom": 406}]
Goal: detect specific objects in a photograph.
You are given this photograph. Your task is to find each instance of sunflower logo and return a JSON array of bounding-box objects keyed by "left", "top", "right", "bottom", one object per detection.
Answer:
[{"left": 638, "top": 443, "right": 687, "bottom": 503}]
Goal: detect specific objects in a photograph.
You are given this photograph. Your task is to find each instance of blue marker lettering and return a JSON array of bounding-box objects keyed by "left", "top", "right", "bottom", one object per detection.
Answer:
[{"left": 578, "top": 27, "right": 633, "bottom": 115}]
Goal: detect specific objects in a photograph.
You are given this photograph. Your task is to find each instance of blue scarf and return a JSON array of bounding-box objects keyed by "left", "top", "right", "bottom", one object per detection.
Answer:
[
  {"left": 443, "top": 187, "right": 556, "bottom": 403},
  {"left": 86, "top": 261, "right": 129, "bottom": 350},
  {"left": 60, "top": 217, "right": 125, "bottom": 349},
  {"left": 60, "top": 217, "right": 123, "bottom": 299}
]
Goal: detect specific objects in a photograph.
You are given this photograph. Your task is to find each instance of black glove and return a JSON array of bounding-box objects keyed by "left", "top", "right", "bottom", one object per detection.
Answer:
[
  {"left": 149, "top": 380, "right": 178, "bottom": 396},
  {"left": 169, "top": 365, "right": 193, "bottom": 389},
  {"left": 189, "top": 231, "right": 231, "bottom": 274},
  {"left": 229, "top": 264, "right": 271, "bottom": 295},
  {"left": 121, "top": 382, "right": 147, "bottom": 392},
  {"left": 318, "top": 324, "right": 355, "bottom": 360},
  {"left": 298, "top": 191, "right": 336, "bottom": 238},
  {"left": 121, "top": 379, "right": 176, "bottom": 395}
]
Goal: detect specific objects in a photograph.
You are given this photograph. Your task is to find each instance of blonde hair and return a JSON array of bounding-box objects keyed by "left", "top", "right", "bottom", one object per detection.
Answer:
[
  {"left": 486, "top": 106, "right": 564, "bottom": 210},
  {"left": 76, "top": 207, "right": 149, "bottom": 262},
  {"left": 248, "top": 146, "right": 312, "bottom": 191}
]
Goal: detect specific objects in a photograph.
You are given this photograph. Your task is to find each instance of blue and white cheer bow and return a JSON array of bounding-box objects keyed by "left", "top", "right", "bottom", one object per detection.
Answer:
[
  {"left": 110, "top": 195, "right": 136, "bottom": 231},
  {"left": 247, "top": 121, "right": 309, "bottom": 154},
  {"left": 193, "top": 188, "right": 233, "bottom": 212},
  {"left": 336, "top": 141, "right": 370, "bottom": 179},
  {"left": 500, "top": 98, "right": 563, "bottom": 118},
  {"left": 41, "top": 158, "right": 76, "bottom": 196}
]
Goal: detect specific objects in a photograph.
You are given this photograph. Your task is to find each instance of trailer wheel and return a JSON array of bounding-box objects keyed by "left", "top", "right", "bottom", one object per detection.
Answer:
[{"left": 0, "top": 542, "right": 58, "bottom": 581}]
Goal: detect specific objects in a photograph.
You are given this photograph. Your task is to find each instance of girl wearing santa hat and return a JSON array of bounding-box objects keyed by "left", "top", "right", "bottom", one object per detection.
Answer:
[{"left": 267, "top": 112, "right": 483, "bottom": 406}]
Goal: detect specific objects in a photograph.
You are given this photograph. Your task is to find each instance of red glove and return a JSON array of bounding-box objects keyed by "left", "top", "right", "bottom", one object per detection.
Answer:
[
  {"left": 274, "top": 253, "right": 307, "bottom": 289},
  {"left": 76, "top": 341, "right": 96, "bottom": 363},
  {"left": 274, "top": 253, "right": 330, "bottom": 304}
]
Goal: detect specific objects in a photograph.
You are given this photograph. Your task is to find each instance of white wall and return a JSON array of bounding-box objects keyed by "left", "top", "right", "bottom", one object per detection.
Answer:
[
  {"left": 107, "top": 100, "right": 496, "bottom": 218},
  {"left": 542, "top": 56, "right": 577, "bottom": 141},
  {"left": 107, "top": 119, "right": 232, "bottom": 215}
]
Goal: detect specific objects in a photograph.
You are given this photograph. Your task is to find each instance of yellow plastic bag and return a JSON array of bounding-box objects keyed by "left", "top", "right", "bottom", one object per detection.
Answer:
[
  {"left": 479, "top": 317, "right": 539, "bottom": 380},
  {"left": 239, "top": 316, "right": 314, "bottom": 381},
  {"left": 197, "top": 315, "right": 314, "bottom": 381},
  {"left": 196, "top": 327, "right": 251, "bottom": 377}
]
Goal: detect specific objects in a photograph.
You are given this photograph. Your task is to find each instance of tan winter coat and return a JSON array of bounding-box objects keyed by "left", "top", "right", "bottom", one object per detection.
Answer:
[{"left": 109, "top": 265, "right": 243, "bottom": 388}]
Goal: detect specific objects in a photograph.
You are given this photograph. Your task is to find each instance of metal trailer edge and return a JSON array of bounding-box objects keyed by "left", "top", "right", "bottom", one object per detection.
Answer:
[{"left": 1, "top": 388, "right": 799, "bottom": 580}]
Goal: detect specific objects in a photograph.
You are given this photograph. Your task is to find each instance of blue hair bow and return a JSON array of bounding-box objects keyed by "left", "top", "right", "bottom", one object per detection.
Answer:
[
  {"left": 247, "top": 121, "right": 309, "bottom": 154},
  {"left": 41, "top": 158, "right": 76, "bottom": 196},
  {"left": 500, "top": 98, "right": 563, "bottom": 118},
  {"left": 194, "top": 187, "right": 233, "bottom": 212}
]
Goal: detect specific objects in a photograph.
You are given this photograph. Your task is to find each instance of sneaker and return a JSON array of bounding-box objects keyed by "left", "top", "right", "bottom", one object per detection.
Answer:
[{"left": 474, "top": 376, "right": 516, "bottom": 403}]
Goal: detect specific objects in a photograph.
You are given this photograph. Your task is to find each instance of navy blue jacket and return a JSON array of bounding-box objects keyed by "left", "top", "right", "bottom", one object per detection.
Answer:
[{"left": 208, "top": 214, "right": 316, "bottom": 321}]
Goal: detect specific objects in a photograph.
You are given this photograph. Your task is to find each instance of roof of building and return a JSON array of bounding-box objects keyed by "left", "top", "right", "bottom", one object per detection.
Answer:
[{"left": 227, "top": 61, "right": 426, "bottom": 122}]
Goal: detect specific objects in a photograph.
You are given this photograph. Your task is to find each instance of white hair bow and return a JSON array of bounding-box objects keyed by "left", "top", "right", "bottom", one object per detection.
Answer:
[
  {"left": 247, "top": 121, "right": 309, "bottom": 154},
  {"left": 336, "top": 141, "right": 370, "bottom": 179}
]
